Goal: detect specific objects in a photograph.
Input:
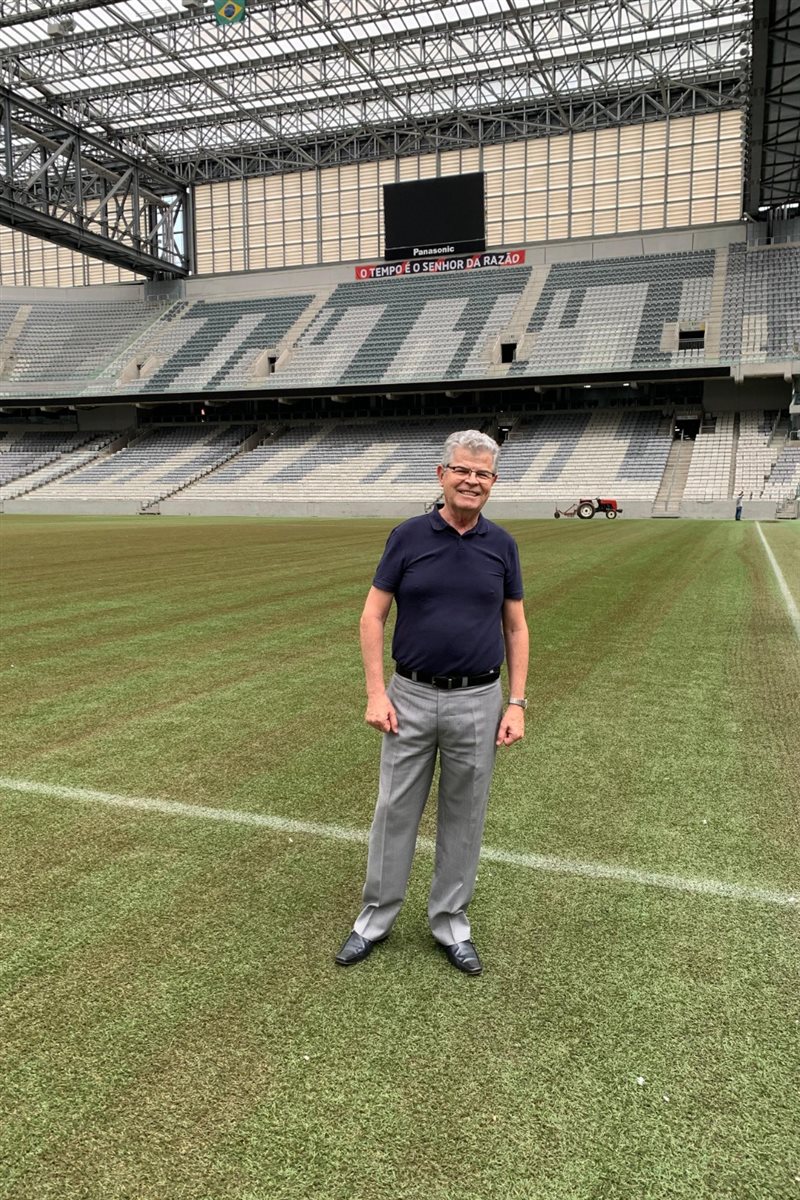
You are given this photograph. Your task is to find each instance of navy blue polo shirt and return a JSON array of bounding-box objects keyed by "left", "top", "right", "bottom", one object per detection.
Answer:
[{"left": 372, "top": 508, "right": 524, "bottom": 676}]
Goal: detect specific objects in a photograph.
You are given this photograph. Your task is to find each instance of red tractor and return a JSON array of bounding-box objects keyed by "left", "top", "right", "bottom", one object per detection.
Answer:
[{"left": 554, "top": 498, "right": 622, "bottom": 520}]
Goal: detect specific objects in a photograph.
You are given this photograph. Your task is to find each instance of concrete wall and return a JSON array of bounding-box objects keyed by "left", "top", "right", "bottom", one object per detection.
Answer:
[
  {"left": 4, "top": 495, "right": 787, "bottom": 520},
  {"left": 679, "top": 500, "right": 777, "bottom": 520},
  {"left": 154, "top": 498, "right": 735, "bottom": 520},
  {"left": 3, "top": 497, "right": 140, "bottom": 515},
  {"left": 159, "top": 497, "right": 423, "bottom": 519},
  {"left": 179, "top": 223, "right": 747, "bottom": 300},
  {"left": 0, "top": 281, "right": 142, "bottom": 304},
  {"left": 0, "top": 221, "right": 751, "bottom": 312},
  {"left": 158, "top": 498, "right": 651, "bottom": 520}
]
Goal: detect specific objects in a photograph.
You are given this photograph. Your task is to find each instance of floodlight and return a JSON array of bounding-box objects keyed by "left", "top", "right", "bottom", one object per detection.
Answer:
[{"left": 46, "top": 15, "right": 75, "bottom": 36}]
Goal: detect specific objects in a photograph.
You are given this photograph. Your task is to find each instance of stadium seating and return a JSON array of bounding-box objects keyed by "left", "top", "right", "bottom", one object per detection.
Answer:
[
  {"left": 492, "top": 409, "right": 673, "bottom": 502},
  {"left": 5, "top": 412, "right": 795, "bottom": 516},
  {"left": 105, "top": 295, "right": 315, "bottom": 395},
  {"left": 0, "top": 450, "right": 59, "bottom": 486},
  {"left": 0, "top": 300, "right": 166, "bottom": 385},
  {"left": 177, "top": 418, "right": 460, "bottom": 503},
  {"left": 734, "top": 411, "right": 778, "bottom": 499},
  {"left": 26, "top": 425, "right": 256, "bottom": 504},
  {"left": 1, "top": 244, "right": 798, "bottom": 399},
  {"left": 0, "top": 431, "right": 112, "bottom": 493},
  {"left": 273, "top": 267, "right": 531, "bottom": 389},
  {"left": 761, "top": 443, "right": 800, "bottom": 500},
  {"left": 721, "top": 244, "right": 800, "bottom": 363},
  {"left": 0, "top": 303, "right": 18, "bottom": 344},
  {"left": 175, "top": 410, "right": 674, "bottom": 506},
  {"left": 507, "top": 249, "right": 718, "bottom": 378},
  {"left": 682, "top": 413, "right": 736, "bottom": 501}
]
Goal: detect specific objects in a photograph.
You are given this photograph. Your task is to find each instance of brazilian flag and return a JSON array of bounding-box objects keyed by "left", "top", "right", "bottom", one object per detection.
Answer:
[{"left": 215, "top": 0, "right": 245, "bottom": 25}]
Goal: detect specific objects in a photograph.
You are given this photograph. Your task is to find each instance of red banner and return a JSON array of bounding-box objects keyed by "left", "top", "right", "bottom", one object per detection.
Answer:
[{"left": 355, "top": 249, "right": 526, "bottom": 281}]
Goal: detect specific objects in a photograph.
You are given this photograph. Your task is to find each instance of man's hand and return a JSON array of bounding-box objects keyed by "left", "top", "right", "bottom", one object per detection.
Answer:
[
  {"left": 365, "top": 692, "right": 399, "bottom": 734},
  {"left": 496, "top": 705, "right": 525, "bottom": 747}
]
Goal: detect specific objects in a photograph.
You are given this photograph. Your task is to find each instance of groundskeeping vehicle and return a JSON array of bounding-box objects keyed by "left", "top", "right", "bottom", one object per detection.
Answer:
[{"left": 554, "top": 498, "right": 623, "bottom": 519}]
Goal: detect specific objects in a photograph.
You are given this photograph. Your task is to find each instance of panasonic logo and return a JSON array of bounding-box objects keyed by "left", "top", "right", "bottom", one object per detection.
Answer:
[{"left": 412, "top": 245, "right": 455, "bottom": 257}]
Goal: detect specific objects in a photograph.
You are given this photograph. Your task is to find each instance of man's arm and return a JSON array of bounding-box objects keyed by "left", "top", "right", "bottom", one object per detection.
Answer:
[
  {"left": 360, "top": 586, "right": 399, "bottom": 734},
  {"left": 497, "top": 598, "right": 529, "bottom": 747}
]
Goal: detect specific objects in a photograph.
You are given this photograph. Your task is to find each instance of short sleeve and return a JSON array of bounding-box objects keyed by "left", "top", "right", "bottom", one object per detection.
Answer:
[
  {"left": 372, "top": 526, "right": 406, "bottom": 593},
  {"left": 504, "top": 538, "right": 524, "bottom": 600}
]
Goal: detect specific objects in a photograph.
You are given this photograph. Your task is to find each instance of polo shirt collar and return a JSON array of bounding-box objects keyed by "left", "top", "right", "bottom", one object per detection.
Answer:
[{"left": 427, "top": 507, "right": 488, "bottom": 536}]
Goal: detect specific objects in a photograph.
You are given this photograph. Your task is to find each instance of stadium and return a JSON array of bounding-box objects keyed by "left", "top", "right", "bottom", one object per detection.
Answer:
[{"left": 1, "top": 2, "right": 798, "bottom": 1198}]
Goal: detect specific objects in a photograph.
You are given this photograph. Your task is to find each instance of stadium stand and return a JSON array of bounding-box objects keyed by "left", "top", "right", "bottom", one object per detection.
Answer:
[
  {"left": 106, "top": 295, "right": 315, "bottom": 395},
  {"left": 724, "top": 409, "right": 800, "bottom": 503},
  {"left": 761, "top": 443, "right": 800, "bottom": 500},
  {"left": 157, "top": 409, "right": 678, "bottom": 514},
  {"left": 721, "top": 243, "right": 800, "bottom": 363},
  {"left": 508, "top": 249, "right": 719, "bottom": 377},
  {"left": 174, "top": 418, "right": 461, "bottom": 503},
  {"left": 0, "top": 303, "right": 19, "bottom": 346},
  {"left": 0, "top": 431, "right": 114, "bottom": 494},
  {"left": 734, "top": 411, "right": 779, "bottom": 498},
  {"left": 5, "top": 408, "right": 796, "bottom": 519},
  {"left": 1, "top": 244, "right": 798, "bottom": 401},
  {"left": 0, "top": 299, "right": 167, "bottom": 386},
  {"left": 682, "top": 413, "right": 737, "bottom": 501},
  {"left": 1, "top": 234, "right": 798, "bottom": 522},
  {"left": 272, "top": 267, "right": 531, "bottom": 389},
  {"left": 492, "top": 410, "right": 673, "bottom": 502},
  {"left": 25, "top": 424, "right": 256, "bottom": 506}
]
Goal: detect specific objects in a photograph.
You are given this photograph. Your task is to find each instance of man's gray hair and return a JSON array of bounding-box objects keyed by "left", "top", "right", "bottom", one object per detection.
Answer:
[{"left": 441, "top": 429, "right": 500, "bottom": 471}]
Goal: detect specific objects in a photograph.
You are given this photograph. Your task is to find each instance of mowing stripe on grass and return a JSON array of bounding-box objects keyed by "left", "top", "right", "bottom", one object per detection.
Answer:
[
  {"left": 1, "top": 776, "right": 797, "bottom": 908},
  {"left": 756, "top": 521, "right": 800, "bottom": 640}
]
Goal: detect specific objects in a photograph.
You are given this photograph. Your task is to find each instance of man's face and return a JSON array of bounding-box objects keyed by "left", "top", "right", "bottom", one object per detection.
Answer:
[{"left": 436, "top": 445, "right": 497, "bottom": 519}]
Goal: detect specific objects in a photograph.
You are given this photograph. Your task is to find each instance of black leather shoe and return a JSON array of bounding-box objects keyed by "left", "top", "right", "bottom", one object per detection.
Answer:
[
  {"left": 334, "top": 930, "right": 386, "bottom": 966},
  {"left": 442, "top": 940, "right": 483, "bottom": 975}
]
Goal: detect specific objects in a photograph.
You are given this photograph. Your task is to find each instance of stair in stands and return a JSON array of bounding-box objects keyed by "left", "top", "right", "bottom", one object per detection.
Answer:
[
  {"left": 0, "top": 305, "right": 32, "bottom": 376},
  {"left": 652, "top": 437, "right": 694, "bottom": 516}
]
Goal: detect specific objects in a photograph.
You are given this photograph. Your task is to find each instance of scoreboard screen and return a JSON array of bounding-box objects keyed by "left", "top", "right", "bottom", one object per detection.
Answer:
[{"left": 383, "top": 173, "right": 486, "bottom": 261}]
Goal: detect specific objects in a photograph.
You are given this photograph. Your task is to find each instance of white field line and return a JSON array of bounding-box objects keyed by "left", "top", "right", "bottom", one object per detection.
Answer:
[
  {"left": 756, "top": 522, "right": 800, "bottom": 640},
  {"left": 1, "top": 776, "right": 797, "bottom": 909}
]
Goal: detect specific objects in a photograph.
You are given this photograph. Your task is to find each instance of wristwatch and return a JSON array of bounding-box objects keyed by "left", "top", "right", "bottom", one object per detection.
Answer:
[{"left": 508, "top": 697, "right": 528, "bottom": 710}]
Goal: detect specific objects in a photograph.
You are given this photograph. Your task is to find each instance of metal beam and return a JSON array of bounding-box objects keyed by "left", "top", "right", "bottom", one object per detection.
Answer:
[
  {"left": 758, "top": 0, "right": 800, "bottom": 208},
  {"left": 90, "top": 58, "right": 744, "bottom": 161},
  {"left": 171, "top": 82, "right": 745, "bottom": 182},
  {"left": 0, "top": 84, "right": 190, "bottom": 277},
  {"left": 43, "top": 20, "right": 744, "bottom": 112},
  {"left": 745, "top": 0, "right": 771, "bottom": 215},
  {"left": 14, "top": 2, "right": 735, "bottom": 94},
  {"left": 0, "top": 0, "right": 749, "bottom": 167},
  {"left": 0, "top": 0, "right": 127, "bottom": 27},
  {"left": 0, "top": 0, "right": 747, "bottom": 75}
]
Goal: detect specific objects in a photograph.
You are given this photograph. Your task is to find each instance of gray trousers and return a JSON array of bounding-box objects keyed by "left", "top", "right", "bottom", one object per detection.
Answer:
[{"left": 353, "top": 672, "right": 503, "bottom": 945}]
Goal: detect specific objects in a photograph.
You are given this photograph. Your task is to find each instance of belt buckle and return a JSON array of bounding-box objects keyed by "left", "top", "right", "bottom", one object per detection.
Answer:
[{"left": 432, "top": 674, "right": 453, "bottom": 689}]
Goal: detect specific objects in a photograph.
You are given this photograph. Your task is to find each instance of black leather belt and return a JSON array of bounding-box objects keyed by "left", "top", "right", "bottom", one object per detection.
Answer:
[{"left": 395, "top": 663, "right": 501, "bottom": 690}]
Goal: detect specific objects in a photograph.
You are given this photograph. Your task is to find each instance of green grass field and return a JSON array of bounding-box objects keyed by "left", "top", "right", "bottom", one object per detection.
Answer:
[{"left": 1, "top": 515, "right": 798, "bottom": 1200}]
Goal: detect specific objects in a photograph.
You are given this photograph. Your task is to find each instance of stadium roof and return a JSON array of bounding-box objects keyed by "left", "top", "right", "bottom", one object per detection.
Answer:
[{"left": 0, "top": 0, "right": 751, "bottom": 179}]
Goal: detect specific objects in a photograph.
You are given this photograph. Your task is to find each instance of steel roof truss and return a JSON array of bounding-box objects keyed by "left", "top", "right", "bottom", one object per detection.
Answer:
[
  {"left": 170, "top": 80, "right": 744, "bottom": 179},
  {"left": 112, "top": 40, "right": 742, "bottom": 145},
  {"left": 0, "top": 0, "right": 752, "bottom": 181},
  {"left": 0, "top": 85, "right": 190, "bottom": 276},
  {"left": 2, "top": 3, "right": 748, "bottom": 96}
]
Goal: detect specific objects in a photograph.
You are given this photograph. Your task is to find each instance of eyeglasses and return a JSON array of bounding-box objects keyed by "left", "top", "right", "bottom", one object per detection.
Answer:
[{"left": 444, "top": 464, "right": 497, "bottom": 482}]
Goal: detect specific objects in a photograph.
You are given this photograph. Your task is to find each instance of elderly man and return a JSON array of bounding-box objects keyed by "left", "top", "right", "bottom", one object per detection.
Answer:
[{"left": 336, "top": 429, "right": 529, "bottom": 975}]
